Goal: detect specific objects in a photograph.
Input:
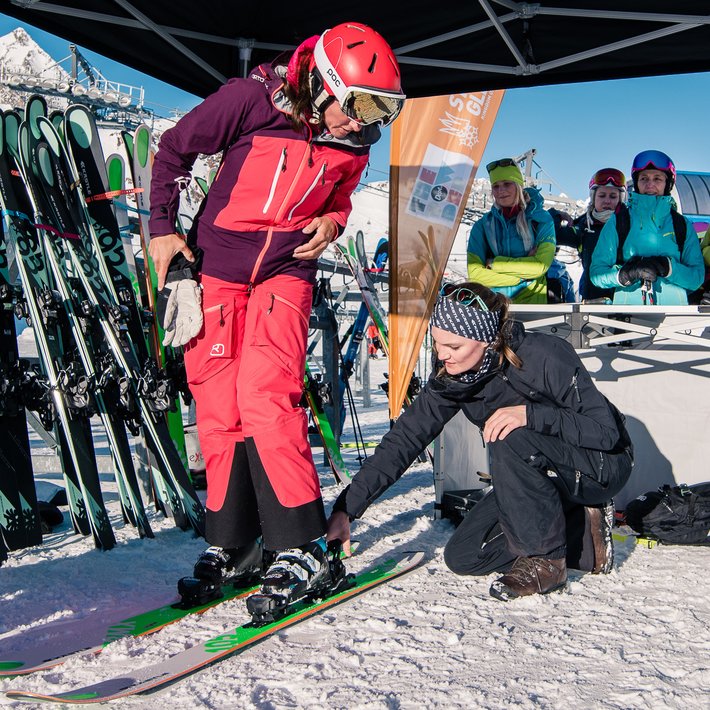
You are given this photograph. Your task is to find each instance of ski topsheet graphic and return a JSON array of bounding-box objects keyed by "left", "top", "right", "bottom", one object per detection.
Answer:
[
  {"left": 1, "top": 104, "right": 114, "bottom": 549},
  {"left": 6, "top": 552, "right": 424, "bottom": 703},
  {"left": 24, "top": 107, "right": 204, "bottom": 537}
]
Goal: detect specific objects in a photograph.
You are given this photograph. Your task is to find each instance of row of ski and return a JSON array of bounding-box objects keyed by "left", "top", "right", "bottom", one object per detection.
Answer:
[{"left": 0, "top": 95, "right": 395, "bottom": 558}]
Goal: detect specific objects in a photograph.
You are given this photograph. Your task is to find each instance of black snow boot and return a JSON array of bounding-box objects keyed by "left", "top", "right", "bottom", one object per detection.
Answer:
[{"left": 178, "top": 539, "right": 264, "bottom": 606}]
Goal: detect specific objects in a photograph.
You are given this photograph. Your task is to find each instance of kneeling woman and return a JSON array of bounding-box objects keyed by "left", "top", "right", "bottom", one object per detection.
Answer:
[{"left": 327, "top": 283, "right": 633, "bottom": 601}]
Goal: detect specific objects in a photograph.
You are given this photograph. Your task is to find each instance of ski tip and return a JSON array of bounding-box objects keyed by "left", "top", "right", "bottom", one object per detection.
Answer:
[
  {"left": 6, "top": 689, "right": 100, "bottom": 704},
  {"left": 0, "top": 661, "right": 26, "bottom": 677}
]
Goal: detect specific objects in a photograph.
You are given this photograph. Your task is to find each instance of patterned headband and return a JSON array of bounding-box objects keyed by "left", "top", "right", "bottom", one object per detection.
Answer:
[{"left": 430, "top": 295, "right": 501, "bottom": 342}]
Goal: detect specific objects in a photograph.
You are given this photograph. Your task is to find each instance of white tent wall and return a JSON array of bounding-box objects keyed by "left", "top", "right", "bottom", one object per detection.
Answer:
[{"left": 433, "top": 305, "right": 710, "bottom": 514}]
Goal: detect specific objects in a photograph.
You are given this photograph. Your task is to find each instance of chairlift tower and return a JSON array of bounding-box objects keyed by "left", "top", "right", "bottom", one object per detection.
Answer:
[{"left": 0, "top": 41, "right": 151, "bottom": 128}]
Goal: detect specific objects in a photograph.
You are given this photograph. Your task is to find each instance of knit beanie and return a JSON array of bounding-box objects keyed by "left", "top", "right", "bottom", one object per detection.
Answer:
[{"left": 488, "top": 162, "right": 524, "bottom": 186}]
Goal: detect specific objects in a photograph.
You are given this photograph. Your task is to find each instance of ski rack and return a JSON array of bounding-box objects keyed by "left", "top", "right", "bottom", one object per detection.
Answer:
[
  {"left": 309, "top": 255, "right": 388, "bottom": 459},
  {"left": 308, "top": 277, "right": 343, "bottom": 458}
]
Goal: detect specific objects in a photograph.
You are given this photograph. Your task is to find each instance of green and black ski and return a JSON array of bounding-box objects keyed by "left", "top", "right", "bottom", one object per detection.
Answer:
[
  {"left": 5, "top": 552, "right": 424, "bottom": 703},
  {"left": 0, "top": 183, "right": 41, "bottom": 552},
  {"left": 23, "top": 107, "right": 204, "bottom": 536},
  {"left": 1, "top": 108, "right": 113, "bottom": 548}
]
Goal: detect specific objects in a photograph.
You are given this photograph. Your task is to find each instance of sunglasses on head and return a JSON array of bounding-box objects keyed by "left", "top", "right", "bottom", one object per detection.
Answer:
[
  {"left": 439, "top": 284, "right": 490, "bottom": 312},
  {"left": 486, "top": 158, "right": 518, "bottom": 173},
  {"left": 589, "top": 168, "right": 626, "bottom": 189}
]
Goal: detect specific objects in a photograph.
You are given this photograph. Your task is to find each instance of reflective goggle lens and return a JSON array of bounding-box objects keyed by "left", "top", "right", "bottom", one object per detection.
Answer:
[
  {"left": 343, "top": 91, "right": 404, "bottom": 126},
  {"left": 486, "top": 158, "right": 518, "bottom": 173},
  {"left": 632, "top": 150, "right": 674, "bottom": 174},
  {"left": 590, "top": 168, "right": 626, "bottom": 189}
]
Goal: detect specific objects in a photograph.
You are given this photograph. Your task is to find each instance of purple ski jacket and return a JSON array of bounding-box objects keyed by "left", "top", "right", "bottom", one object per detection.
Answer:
[{"left": 149, "top": 59, "right": 374, "bottom": 285}]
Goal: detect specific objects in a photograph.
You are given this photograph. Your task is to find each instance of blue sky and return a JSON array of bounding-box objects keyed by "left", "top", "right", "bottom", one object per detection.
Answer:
[{"left": 4, "top": 15, "right": 710, "bottom": 201}]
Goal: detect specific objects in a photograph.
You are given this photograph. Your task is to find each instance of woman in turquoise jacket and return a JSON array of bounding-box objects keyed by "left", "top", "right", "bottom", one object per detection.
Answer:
[
  {"left": 590, "top": 150, "right": 704, "bottom": 305},
  {"left": 467, "top": 159, "right": 556, "bottom": 304}
]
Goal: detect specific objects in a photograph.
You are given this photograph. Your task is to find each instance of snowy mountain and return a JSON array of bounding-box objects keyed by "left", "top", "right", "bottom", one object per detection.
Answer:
[
  {"left": 0, "top": 27, "right": 68, "bottom": 113},
  {"left": 0, "top": 27, "right": 217, "bottom": 227}
]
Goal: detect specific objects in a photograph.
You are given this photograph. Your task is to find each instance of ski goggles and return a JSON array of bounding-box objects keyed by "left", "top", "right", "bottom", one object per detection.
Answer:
[
  {"left": 439, "top": 283, "right": 490, "bottom": 312},
  {"left": 341, "top": 88, "right": 405, "bottom": 126},
  {"left": 589, "top": 168, "right": 626, "bottom": 190},
  {"left": 486, "top": 158, "right": 518, "bottom": 173},
  {"left": 631, "top": 150, "right": 676, "bottom": 177}
]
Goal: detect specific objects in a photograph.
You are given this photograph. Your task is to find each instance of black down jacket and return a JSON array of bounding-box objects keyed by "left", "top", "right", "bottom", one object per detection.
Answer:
[{"left": 334, "top": 321, "right": 631, "bottom": 520}]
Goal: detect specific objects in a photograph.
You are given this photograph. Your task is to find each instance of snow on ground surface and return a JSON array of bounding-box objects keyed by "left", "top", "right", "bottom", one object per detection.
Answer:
[{"left": 1, "top": 358, "right": 710, "bottom": 710}]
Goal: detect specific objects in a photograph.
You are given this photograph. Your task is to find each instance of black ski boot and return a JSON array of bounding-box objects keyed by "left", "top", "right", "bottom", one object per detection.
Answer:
[
  {"left": 247, "top": 539, "right": 349, "bottom": 625},
  {"left": 177, "top": 539, "right": 264, "bottom": 607}
]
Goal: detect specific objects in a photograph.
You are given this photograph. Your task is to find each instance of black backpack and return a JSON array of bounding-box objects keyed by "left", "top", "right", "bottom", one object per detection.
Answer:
[
  {"left": 614, "top": 202, "right": 687, "bottom": 265},
  {"left": 625, "top": 482, "right": 710, "bottom": 545}
]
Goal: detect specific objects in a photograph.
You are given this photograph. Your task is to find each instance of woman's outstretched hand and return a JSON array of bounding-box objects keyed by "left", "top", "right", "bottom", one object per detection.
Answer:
[{"left": 326, "top": 510, "right": 352, "bottom": 557}]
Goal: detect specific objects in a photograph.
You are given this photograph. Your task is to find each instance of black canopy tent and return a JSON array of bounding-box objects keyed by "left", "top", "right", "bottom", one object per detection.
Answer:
[{"left": 2, "top": 1, "right": 710, "bottom": 98}]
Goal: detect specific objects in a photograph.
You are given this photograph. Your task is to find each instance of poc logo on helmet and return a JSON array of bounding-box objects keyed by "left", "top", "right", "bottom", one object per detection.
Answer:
[{"left": 326, "top": 68, "right": 341, "bottom": 88}]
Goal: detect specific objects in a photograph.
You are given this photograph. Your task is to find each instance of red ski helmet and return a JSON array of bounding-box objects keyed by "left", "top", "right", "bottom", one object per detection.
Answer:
[{"left": 310, "top": 22, "right": 405, "bottom": 126}]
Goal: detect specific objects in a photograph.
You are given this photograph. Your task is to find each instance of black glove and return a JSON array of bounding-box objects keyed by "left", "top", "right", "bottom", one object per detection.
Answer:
[
  {"left": 635, "top": 256, "right": 671, "bottom": 282},
  {"left": 617, "top": 256, "right": 644, "bottom": 287},
  {"left": 618, "top": 256, "right": 670, "bottom": 286}
]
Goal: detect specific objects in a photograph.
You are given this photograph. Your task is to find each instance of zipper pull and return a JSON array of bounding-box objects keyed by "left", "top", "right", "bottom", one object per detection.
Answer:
[
  {"left": 219, "top": 304, "right": 225, "bottom": 326},
  {"left": 574, "top": 470, "right": 581, "bottom": 496},
  {"left": 281, "top": 147, "right": 287, "bottom": 171},
  {"left": 267, "top": 293, "right": 275, "bottom": 314},
  {"left": 479, "top": 427, "right": 486, "bottom": 449},
  {"left": 321, "top": 162, "right": 327, "bottom": 186},
  {"left": 572, "top": 373, "right": 581, "bottom": 402}
]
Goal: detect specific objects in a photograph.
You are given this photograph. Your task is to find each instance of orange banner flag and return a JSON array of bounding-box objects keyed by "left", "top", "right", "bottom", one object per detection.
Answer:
[{"left": 388, "top": 91, "right": 504, "bottom": 419}]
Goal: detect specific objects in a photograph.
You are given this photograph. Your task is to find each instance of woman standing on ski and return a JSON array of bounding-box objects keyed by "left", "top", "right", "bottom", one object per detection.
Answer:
[
  {"left": 467, "top": 159, "right": 557, "bottom": 304},
  {"left": 148, "top": 22, "right": 405, "bottom": 612},
  {"left": 556, "top": 168, "right": 627, "bottom": 302},
  {"left": 590, "top": 150, "right": 704, "bottom": 305},
  {"left": 328, "top": 282, "right": 633, "bottom": 601}
]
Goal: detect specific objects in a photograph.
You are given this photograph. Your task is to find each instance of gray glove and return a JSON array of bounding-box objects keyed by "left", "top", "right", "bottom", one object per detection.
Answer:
[{"left": 160, "top": 276, "right": 203, "bottom": 347}]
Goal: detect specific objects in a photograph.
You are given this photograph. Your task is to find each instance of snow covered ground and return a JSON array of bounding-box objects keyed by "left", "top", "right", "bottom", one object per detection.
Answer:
[{"left": 1, "top": 356, "right": 709, "bottom": 710}]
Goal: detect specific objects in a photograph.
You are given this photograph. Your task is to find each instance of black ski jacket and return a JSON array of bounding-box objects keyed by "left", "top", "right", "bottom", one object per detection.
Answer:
[{"left": 334, "top": 322, "right": 631, "bottom": 520}]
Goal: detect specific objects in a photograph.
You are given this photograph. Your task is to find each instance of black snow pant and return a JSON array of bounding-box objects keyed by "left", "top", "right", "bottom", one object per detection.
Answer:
[{"left": 444, "top": 428, "right": 633, "bottom": 576}]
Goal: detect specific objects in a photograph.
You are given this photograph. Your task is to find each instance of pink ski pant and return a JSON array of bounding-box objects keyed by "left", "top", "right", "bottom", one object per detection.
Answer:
[{"left": 183, "top": 274, "right": 320, "bottom": 513}]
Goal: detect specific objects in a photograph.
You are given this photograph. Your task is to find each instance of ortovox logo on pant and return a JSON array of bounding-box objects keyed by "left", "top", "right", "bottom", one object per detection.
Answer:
[{"left": 210, "top": 344, "right": 225, "bottom": 356}]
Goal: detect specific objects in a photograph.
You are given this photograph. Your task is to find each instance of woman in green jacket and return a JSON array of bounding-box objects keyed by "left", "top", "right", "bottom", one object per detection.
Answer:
[{"left": 467, "top": 159, "right": 556, "bottom": 304}]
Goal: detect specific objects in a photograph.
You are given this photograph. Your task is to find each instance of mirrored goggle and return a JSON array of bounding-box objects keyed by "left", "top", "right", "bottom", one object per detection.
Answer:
[
  {"left": 632, "top": 150, "right": 674, "bottom": 174},
  {"left": 590, "top": 168, "right": 626, "bottom": 189},
  {"left": 439, "top": 283, "right": 490, "bottom": 312},
  {"left": 342, "top": 90, "right": 404, "bottom": 126},
  {"left": 486, "top": 158, "right": 518, "bottom": 173}
]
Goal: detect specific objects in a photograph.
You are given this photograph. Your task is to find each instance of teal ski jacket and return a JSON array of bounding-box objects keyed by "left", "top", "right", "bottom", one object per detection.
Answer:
[
  {"left": 467, "top": 187, "right": 556, "bottom": 303},
  {"left": 589, "top": 192, "right": 704, "bottom": 305}
]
